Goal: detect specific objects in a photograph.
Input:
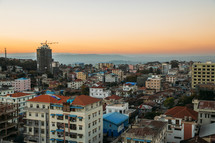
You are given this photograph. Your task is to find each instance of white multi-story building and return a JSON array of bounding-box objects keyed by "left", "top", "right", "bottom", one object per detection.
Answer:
[
  {"left": 0, "top": 80, "right": 13, "bottom": 86},
  {"left": 0, "top": 92, "right": 36, "bottom": 115},
  {"left": 12, "top": 78, "right": 31, "bottom": 92},
  {"left": 90, "top": 86, "right": 111, "bottom": 98},
  {"left": 67, "top": 79, "right": 84, "bottom": 89},
  {"left": 24, "top": 94, "right": 103, "bottom": 143},
  {"left": 166, "top": 74, "right": 177, "bottom": 84},
  {"left": 162, "top": 63, "right": 171, "bottom": 75},
  {"left": 105, "top": 73, "right": 118, "bottom": 83},
  {"left": 0, "top": 86, "right": 14, "bottom": 96},
  {"left": 145, "top": 75, "right": 161, "bottom": 92},
  {"left": 155, "top": 106, "right": 198, "bottom": 143},
  {"left": 106, "top": 102, "right": 129, "bottom": 115},
  {"left": 193, "top": 99, "right": 215, "bottom": 125}
]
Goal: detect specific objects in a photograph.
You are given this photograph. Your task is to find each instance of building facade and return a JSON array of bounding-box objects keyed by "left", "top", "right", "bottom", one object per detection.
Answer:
[
  {"left": 191, "top": 61, "right": 215, "bottom": 89},
  {"left": 155, "top": 106, "right": 198, "bottom": 143},
  {"left": 193, "top": 99, "right": 215, "bottom": 125},
  {"left": 24, "top": 94, "right": 103, "bottom": 143},
  {"left": 12, "top": 78, "right": 31, "bottom": 92},
  {"left": 145, "top": 75, "right": 161, "bottom": 92},
  {"left": 90, "top": 86, "right": 111, "bottom": 99}
]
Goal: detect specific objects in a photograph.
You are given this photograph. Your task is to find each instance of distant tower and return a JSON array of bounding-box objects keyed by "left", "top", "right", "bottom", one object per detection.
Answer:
[
  {"left": 5, "top": 48, "right": 7, "bottom": 58},
  {"left": 37, "top": 41, "right": 53, "bottom": 73}
]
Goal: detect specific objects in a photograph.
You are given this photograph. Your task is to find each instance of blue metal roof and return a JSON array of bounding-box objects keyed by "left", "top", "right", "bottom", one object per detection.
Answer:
[
  {"left": 125, "top": 82, "right": 137, "bottom": 85},
  {"left": 103, "top": 112, "right": 128, "bottom": 126},
  {"left": 46, "top": 90, "right": 56, "bottom": 95},
  {"left": 56, "top": 129, "right": 64, "bottom": 132},
  {"left": 17, "top": 77, "right": 28, "bottom": 80}
]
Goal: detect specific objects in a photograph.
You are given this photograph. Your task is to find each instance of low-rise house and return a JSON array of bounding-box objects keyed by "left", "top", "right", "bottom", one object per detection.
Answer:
[
  {"left": 121, "top": 119, "right": 167, "bottom": 143},
  {"left": 193, "top": 99, "right": 215, "bottom": 125},
  {"left": 103, "top": 112, "right": 129, "bottom": 137},
  {"left": 155, "top": 106, "right": 198, "bottom": 143},
  {"left": 123, "top": 82, "right": 137, "bottom": 93}
]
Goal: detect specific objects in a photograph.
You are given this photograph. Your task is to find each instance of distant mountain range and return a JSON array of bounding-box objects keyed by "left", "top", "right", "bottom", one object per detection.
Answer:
[{"left": 3, "top": 53, "right": 215, "bottom": 65}]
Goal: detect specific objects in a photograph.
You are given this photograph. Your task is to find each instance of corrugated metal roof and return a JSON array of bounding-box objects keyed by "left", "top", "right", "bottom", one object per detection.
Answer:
[{"left": 103, "top": 112, "right": 128, "bottom": 125}]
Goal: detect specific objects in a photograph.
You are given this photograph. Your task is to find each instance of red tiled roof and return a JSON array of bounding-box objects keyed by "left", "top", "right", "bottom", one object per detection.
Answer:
[
  {"left": 105, "top": 95, "right": 121, "bottom": 100},
  {"left": 6, "top": 92, "right": 31, "bottom": 98},
  {"left": 72, "top": 95, "right": 101, "bottom": 106},
  {"left": 27, "top": 95, "right": 70, "bottom": 104},
  {"left": 165, "top": 106, "right": 198, "bottom": 120}
]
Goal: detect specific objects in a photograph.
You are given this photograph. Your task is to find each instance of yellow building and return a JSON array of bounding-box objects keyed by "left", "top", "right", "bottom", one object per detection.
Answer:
[
  {"left": 191, "top": 61, "right": 215, "bottom": 89},
  {"left": 76, "top": 72, "right": 87, "bottom": 81}
]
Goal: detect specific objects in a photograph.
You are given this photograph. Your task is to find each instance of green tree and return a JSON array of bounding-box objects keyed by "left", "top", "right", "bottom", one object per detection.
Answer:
[
  {"left": 164, "top": 97, "right": 175, "bottom": 109},
  {"left": 81, "top": 85, "right": 89, "bottom": 95}
]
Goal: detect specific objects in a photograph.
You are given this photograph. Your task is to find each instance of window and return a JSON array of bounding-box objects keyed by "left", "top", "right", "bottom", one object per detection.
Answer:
[
  {"left": 174, "top": 136, "right": 182, "bottom": 139},
  {"left": 88, "top": 123, "right": 91, "bottom": 128},
  {"left": 41, "top": 113, "right": 44, "bottom": 117},
  {"left": 36, "top": 113, "right": 38, "bottom": 117},
  {"left": 88, "top": 131, "right": 91, "bottom": 136},
  {"left": 79, "top": 125, "right": 82, "bottom": 130},
  {"left": 30, "top": 104, "right": 33, "bottom": 108},
  {"left": 36, "top": 104, "right": 39, "bottom": 108},
  {"left": 29, "top": 112, "right": 31, "bottom": 116},
  {"left": 88, "top": 115, "right": 91, "bottom": 120}
]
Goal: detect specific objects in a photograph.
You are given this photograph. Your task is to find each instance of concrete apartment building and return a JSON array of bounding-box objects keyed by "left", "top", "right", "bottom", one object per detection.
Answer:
[
  {"left": 90, "top": 86, "right": 111, "bottom": 99},
  {"left": 155, "top": 106, "right": 198, "bottom": 143},
  {"left": 191, "top": 61, "right": 215, "bottom": 89},
  {"left": 76, "top": 72, "right": 87, "bottom": 81},
  {"left": 112, "top": 69, "right": 124, "bottom": 81},
  {"left": 193, "top": 99, "right": 215, "bottom": 125},
  {"left": 162, "top": 63, "right": 171, "bottom": 75},
  {"left": 12, "top": 78, "right": 31, "bottom": 92},
  {"left": 145, "top": 75, "right": 161, "bottom": 92},
  {"left": 121, "top": 119, "right": 167, "bottom": 143},
  {"left": 0, "top": 102, "right": 19, "bottom": 141},
  {"left": 67, "top": 79, "right": 84, "bottom": 90},
  {"left": 24, "top": 94, "right": 103, "bottom": 143},
  {"left": 0, "top": 92, "right": 36, "bottom": 115}
]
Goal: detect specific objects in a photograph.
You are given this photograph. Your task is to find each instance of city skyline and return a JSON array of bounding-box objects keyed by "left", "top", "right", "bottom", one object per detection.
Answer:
[{"left": 0, "top": 0, "right": 215, "bottom": 54}]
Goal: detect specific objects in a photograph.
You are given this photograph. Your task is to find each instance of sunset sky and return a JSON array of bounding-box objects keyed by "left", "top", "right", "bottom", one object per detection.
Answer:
[{"left": 0, "top": 0, "right": 215, "bottom": 54}]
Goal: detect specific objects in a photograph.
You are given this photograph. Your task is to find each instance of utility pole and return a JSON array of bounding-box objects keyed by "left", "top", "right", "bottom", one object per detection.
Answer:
[{"left": 5, "top": 48, "right": 7, "bottom": 59}]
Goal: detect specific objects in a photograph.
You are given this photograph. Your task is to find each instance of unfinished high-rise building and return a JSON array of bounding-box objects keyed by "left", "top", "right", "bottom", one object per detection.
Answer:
[
  {"left": 37, "top": 41, "right": 53, "bottom": 73},
  {"left": 0, "top": 102, "right": 19, "bottom": 141}
]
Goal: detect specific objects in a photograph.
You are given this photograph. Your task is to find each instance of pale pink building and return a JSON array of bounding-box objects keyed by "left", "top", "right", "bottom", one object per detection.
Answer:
[{"left": 12, "top": 78, "right": 31, "bottom": 92}]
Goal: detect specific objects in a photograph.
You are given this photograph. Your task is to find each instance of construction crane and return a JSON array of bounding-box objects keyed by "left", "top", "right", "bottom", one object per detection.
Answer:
[{"left": 40, "top": 40, "right": 58, "bottom": 46}]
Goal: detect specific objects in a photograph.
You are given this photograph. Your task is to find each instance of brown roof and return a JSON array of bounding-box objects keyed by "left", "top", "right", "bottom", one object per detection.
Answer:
[
  {"left": 105, "top": 95, "right": 121, "bottom": 100},
  {"left": 27, "top": 95, "right": 70, "bottom": 104},
  {"left": 7, "top": 92, "right": 31, "bottom": 97},
  {"left": 165, "top": 106, "right": 198, "bottom": 120},
  {"left": 72, "top": 95, "right": 101, "bottom": 106},
  {"left": 127, "top": 119, "right": 167, "bottom": 137},
  {"left": 198, "top": 100, "right": 215, "bottom": 110}
]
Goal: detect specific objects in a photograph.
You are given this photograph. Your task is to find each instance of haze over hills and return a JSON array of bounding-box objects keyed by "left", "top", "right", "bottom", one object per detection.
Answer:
[{"left": 2, "top": 53, "right": 215, "bottom": 65}]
